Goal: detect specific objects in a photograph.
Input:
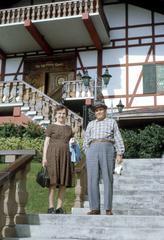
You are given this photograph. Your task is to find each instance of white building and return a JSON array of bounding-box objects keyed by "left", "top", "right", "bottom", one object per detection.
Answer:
[{"left": 0, "top": 0, "right": 164, "bottom": 131}]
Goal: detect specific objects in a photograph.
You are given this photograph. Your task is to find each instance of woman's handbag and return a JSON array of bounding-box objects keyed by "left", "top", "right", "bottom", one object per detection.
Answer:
[{"left": 36, "top": 166, "right": 50, "bottom": 188}]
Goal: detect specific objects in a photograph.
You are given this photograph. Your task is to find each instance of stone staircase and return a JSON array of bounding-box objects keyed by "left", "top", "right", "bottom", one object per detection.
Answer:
[
  {"left": 4, "top": 158, "right": 164, "bottom": 240},
  {"left": 0, "top": 80, "right": 83, "bottom": 135}
]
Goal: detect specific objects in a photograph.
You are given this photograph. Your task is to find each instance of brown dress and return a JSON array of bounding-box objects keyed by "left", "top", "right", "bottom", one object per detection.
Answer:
[{"left": 45, "top": 124, "right": 73, "bottom": 187}]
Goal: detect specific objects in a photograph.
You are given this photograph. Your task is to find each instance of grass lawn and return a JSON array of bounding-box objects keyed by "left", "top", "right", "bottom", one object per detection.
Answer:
[{"left": 0, "top": 162, "right": 75, "bottom": 214}]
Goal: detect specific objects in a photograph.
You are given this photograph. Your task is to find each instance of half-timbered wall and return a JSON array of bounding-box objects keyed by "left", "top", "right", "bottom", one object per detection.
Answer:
[
  {"left": 77, "top": 3, "right": 164, "bottom": 110},
  {"left": 2, "top": 2, "right": 164, "bottom": 112}
]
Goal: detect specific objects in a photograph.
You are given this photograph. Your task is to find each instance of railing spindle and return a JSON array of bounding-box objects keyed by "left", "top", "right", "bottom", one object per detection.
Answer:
[{"left": 2, "top": 180, "right": 17, "bottom": 238}]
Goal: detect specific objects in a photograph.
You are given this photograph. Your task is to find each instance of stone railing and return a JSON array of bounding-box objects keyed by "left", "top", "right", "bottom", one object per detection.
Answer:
[
  {"left": 0, "top": 0, "right": 100, "bottom": 25},
  {"left": 0, "top": 154, "right": 34, "bottom": 238},
  {"left": 0, "top": 80, "right": 83, "bottom": 136},
  {"left": 74, "top": 157, "right": 87, "bottom": 208},
  {"left": 62, "top": 79, "right": 95, "bottom": 100},
  {"left": 0, "top": 152, "right": 87, "bottom": 239}
]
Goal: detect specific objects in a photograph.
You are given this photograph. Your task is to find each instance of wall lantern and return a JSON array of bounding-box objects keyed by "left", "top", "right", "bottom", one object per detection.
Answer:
[
  {"left": 82, "top": 69, "right": 91, "bottom": 87},
  {"left": 101, "top": 67, "right": 112, "bottom": 86},
  {"left": 116, "top": 99, "right": 124, "bottom": 113}
]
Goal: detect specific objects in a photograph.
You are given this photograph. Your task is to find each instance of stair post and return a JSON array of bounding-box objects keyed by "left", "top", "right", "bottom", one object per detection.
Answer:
[
  {"left": 0, "top": 186, "right": 6, "bottom": 238},
  {"left": 14, "top": 163, "right": 31, "bottom": 224},
  {"left": 74, "top": 160, "right": 87, "bottom": 208},
  {"left": 2, "top": 179, "right": 17, "bottom": 238}
]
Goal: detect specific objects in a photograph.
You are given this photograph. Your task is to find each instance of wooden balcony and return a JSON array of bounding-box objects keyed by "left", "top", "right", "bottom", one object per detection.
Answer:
[
  {"left": 0, "top": 0, "right": 110, "bottom": 54},
  {"left": 0, "top": 0, "right": 102, "bottom": 24}
]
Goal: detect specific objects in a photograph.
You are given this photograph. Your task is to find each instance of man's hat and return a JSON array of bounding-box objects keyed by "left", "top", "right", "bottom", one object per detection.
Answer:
[{"left": 92, "top": 100, "right": 107, "bottom": 111}]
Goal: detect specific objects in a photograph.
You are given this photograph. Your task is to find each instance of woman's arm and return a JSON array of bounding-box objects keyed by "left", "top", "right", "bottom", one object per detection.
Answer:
[{"left": 42, "top": 136, "right": 50, "bottom": 167}]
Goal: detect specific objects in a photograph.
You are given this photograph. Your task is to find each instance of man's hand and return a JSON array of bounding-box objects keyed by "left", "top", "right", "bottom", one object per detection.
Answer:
[{"left": 115, "top": 154, "right": 123, "bottom": 164}]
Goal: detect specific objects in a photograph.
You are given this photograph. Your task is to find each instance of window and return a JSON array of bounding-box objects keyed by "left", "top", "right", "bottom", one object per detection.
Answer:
[
  {"left": 143, "top": 64, "right": 164, "bottom": 93},
  {"left": 156, "top": 65, "right": 164, "bottom": 92}
]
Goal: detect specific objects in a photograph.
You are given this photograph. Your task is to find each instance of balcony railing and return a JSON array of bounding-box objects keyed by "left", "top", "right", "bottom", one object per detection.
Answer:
[
  {"left": 62, "top": 79, "right": 95, "bottom": 100},
  {"left": 0, "top": 0, "right": 100, "bottom": 25}
]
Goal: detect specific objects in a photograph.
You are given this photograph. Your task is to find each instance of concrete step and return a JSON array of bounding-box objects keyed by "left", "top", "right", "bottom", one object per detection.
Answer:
[
  {"left": 120, "top": 158, "right": 164, "bottom": 174},
  {"left": 113, "top": 181, "right": 164, "bottom": 191},
  {"left": 25, "top": 111, "right": 37, "bottom": 116},
  {"left": 21, "top": 106, "right": 30, "bottom": 111},
  {"left": 5, "top": 239, "right": 82, "bottom": 240},
  {"left": 38, "top": 120, "right": 50, "bottom": 126},
  {"left": 32, "top": 115, "right": 44, "bottom": 121},
  {"left": 84, "top": 193, "right": 164, "bottom": 208},
  {"left": 9, "top": 222, "right": 164, "bottom": 240},
  {"left": 72, "top": 207, "right": 164, "bottom": 216},
  {"left": 25, "top": 214, "right": 164, "bottom": 227},
  {"left": 122, "top": 158, "right": 163, "bottom": 165},
  {"left": 113, "top": 174, "right": 164, "bottom": 185},
  {"left": 5, "top": 230, "right": 164, "bottom": 240}
]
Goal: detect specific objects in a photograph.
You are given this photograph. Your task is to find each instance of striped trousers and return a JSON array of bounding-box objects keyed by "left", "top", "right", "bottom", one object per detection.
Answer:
[{"left": 86, "top": 142, "right": 114, "bottom": 210}]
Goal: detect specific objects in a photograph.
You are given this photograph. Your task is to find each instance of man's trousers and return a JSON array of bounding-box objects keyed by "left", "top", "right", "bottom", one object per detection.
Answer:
[{"left": 86, "top": 142, "right": 114, "bottom": 210}]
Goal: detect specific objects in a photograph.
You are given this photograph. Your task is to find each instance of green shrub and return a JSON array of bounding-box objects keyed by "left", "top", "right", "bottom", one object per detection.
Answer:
[
  {"left": 23, "top": 122, "right": 45, "bottom": 139},
  {"left": 0, "top": 122, "right": 45, "bottom": 139},
  {"left": 122, "top": 124, "right": 164, "bottom": 158},
  {"left": 0, "top": 137, "right": 22, "bottom": 150},
  {"left": 138, "top": 124, "right": 164, "bottom": 158},
  {"left": 0, "top": 123, "right": 25, "bottom": 138},
  {"left": 121, "top": 129, "right": 140, "bottom": 158}
]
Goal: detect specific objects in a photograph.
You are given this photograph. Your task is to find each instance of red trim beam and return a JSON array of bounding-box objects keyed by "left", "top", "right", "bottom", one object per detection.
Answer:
[
  {"left": 24, "top": 20, "right": 53, "bottom": 56},
  {"left": 0, "top": 48, "right": 6, "bottom": 59},
  {"left": 82, "top": 12, "right": 102, "bottom": 50}
]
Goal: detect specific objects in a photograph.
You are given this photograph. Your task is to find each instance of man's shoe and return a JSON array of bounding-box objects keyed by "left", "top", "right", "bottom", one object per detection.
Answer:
[
  {"left": 87, "top": 210, "right": 100, "bottom": 215},
  {"left": 47, "top": 207, "right": 55, "bottom": 214},
  {"left": 55, "top": 207, "right": 65, "bottom": 214},
  {"left": 106, "top": 210, "right": 113, "bottom": 215}
]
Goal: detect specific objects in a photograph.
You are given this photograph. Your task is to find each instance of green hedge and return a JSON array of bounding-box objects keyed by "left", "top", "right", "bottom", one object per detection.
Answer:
[
  {"left": 0, "top": 122, "right": 45, "bottom": 139},
  {"left": 0, "top": 137, "right": 43, "bottom": 152},
  {"left": 121, "top": 124, "right": 164, "bottom": 158},
  {"left": 0, "top": 123, "right": 163, "bottom": 159}
]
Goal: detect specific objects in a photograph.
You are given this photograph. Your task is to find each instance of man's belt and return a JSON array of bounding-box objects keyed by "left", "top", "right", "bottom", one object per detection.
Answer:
[{"left": 91, "top": 139, "right": 114, "bottom": 144}]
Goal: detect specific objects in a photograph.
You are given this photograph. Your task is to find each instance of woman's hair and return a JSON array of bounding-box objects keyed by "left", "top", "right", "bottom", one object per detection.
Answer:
[{"left": 55, "top": 104, "right": 68, "bottom": 116}]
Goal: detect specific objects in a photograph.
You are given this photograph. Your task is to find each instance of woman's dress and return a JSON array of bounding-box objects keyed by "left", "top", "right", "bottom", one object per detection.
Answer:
[{"left": 45, "top": 124, "right": 73, "bottom": 187}]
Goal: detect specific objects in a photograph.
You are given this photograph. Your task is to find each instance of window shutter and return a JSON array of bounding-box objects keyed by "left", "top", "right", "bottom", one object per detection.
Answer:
[{"left": 143, "top": 64, "right": 156, "bottom": 93}]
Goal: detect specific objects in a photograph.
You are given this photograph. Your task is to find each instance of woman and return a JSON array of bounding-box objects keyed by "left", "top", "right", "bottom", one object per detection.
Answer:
[{"left": 42, "top": 105, "right": 73, "bottom": 214}]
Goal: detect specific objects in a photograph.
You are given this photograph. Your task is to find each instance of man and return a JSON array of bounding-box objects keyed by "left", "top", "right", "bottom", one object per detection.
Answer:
[{"left": 83, "top": 100, "right": 125, "bottom": 215}]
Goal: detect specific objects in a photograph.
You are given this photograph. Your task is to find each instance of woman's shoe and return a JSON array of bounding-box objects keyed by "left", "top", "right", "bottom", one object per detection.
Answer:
[
  {"left": 55, "top": 207, "right": 65, "bottom": 214},
  {"left": 47, "top": 207, "right": 55, "bottom": 214}
]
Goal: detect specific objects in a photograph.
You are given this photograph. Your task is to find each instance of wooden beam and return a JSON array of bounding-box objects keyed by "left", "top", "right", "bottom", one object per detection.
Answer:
[
  {"left": 76, "top": 51, "right": 85, "bottom": 74},
  {"left": 13, "top": 56, "right": 25, "bottom": 81},
  {"left": 82, "top": 13, "right": 102, "bottom": 50},
  {"left": 0, "top": 57, "right": 6, "bottom": 81},
  {"left": 0, "top": 48, "right": 6, "bottom": 59},
  {"left": 24, "top": 20, "right": 53, "bottom": 56},
  {"left": 97, "top": 50, "right": 102, "bottom": 79}
]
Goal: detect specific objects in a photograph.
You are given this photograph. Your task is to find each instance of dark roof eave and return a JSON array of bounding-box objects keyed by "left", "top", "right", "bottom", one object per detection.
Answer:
[{"left": 114, "top": 112, "right": 164, "bottom": 120}]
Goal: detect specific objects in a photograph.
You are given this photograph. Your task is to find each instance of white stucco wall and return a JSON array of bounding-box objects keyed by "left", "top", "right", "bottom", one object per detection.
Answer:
[{"left": 4, "top": 58, "right": 24, "bottom": 81}]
